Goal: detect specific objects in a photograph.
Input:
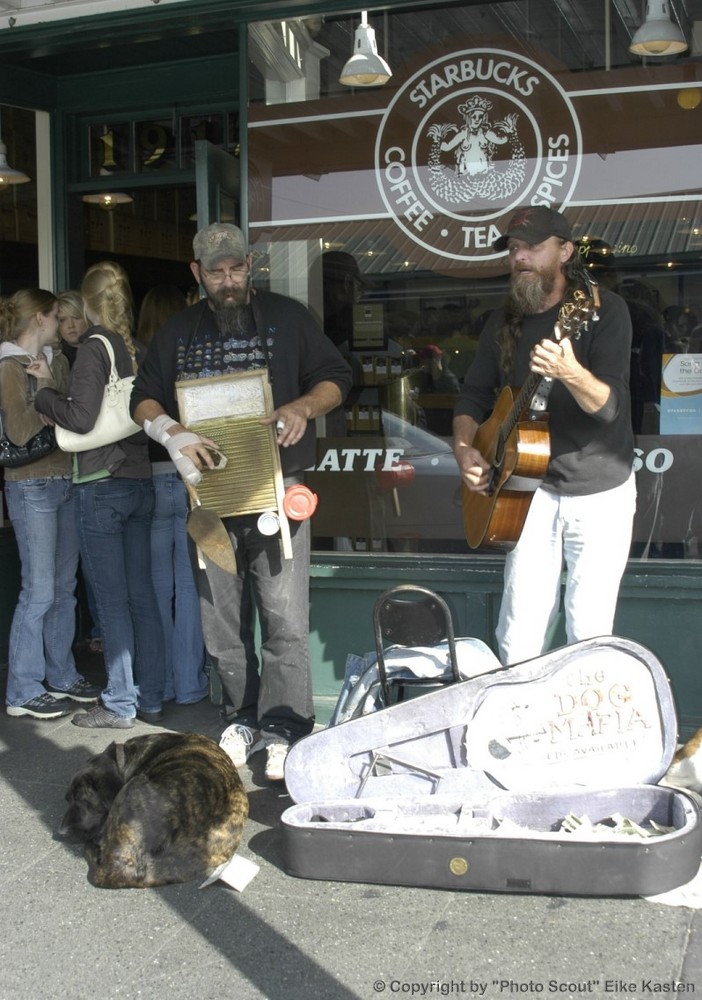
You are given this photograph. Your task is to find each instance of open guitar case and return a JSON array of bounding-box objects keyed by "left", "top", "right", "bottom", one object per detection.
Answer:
[{"left": 281, "top": 625, "right": 702, "bottom": 897}]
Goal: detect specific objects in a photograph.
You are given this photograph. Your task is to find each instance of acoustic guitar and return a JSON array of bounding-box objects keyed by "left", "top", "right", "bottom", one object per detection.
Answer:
[{"left": 461, "top": 286, "right": 600, "bottom": 551}]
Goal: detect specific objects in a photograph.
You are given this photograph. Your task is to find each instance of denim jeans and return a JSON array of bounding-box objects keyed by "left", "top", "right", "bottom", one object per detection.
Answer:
[
  {"left": 151, "top": 471, "right": 208, "bottom": 704},
  {"left": 195, "top": 514, "right": 314, "bottom": 743},
  {"left": 75, "top": 477, "right": 165, "bottom": 717},
  {"left": 5, "top": 477, "right": 81, "bottom": 707},
  {"left": 496, "top": 474, "right": 637, "bottom": 666}
]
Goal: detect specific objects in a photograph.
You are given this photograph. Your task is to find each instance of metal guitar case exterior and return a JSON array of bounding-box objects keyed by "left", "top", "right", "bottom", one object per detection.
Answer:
[{"left": 281, "top": 637, "right": 702, "bottom": 896}]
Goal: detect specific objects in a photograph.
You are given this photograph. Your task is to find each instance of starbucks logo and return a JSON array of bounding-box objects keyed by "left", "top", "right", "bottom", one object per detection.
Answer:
[{"left": 375, "top": 48, "right": 582, "bottom": 263}]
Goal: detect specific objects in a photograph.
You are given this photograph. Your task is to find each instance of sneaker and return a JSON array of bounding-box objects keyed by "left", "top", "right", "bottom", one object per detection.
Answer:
[
  {"left": 7, "top": 693, "right": 73, "bottom": 720},
  {"left": 71, "top": 703, "right": 134, "bottom": 729},
  {"left": 46, "top": 678, "right": 101, "bottom": 703},
  {"left": 264, "top": 742, "right": 289, "bottom": 782},
  {"left": 219, "top": 723, "right": 263, "bottom": 768}
]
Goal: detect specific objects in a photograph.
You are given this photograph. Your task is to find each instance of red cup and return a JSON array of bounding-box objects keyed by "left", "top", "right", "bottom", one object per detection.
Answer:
[
  {"left": 374, "top": 460, "right": 416, "bottom": 491},
  {"left": 283, "top": 483, "right": 318, "bottom": 521}
]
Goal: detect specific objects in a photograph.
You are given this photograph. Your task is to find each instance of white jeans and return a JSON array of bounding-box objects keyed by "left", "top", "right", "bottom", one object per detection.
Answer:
[{"left": 495, "top": 473, "right": 637, "bottom": 666}]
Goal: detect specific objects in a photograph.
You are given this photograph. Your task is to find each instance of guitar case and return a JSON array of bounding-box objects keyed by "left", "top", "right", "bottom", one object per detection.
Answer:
[{"left": 281, "top": 637, "right": 702, "bottom": 897}]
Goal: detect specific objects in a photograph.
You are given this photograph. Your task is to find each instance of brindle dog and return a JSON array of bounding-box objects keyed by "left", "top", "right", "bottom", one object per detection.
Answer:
[{"left": 57, "top": 732, "right": 249, "bottom": 889}]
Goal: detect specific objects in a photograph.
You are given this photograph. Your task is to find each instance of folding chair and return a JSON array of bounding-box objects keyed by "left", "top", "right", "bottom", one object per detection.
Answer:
[{"left": 373, "top": 584, "right": 461, "bottom": 708}]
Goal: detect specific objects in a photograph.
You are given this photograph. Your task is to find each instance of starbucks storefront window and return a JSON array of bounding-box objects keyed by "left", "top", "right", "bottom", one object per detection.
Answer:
[{"left": 247, "top": 3, "right": 702, "bottom": 561}]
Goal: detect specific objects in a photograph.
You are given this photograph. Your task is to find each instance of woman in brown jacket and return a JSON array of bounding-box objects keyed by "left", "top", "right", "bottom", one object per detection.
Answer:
[{"left": 0, "top": 288, "right": 100, "bottom": 719}]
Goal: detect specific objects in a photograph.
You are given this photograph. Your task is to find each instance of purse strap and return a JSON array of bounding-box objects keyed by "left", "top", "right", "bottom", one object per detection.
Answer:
[
  {"left": 88, "top": 333, "right": 126, "bottom": 385},
  {"left": 87, "top": 333, "right": 119, "bottom": 380}
]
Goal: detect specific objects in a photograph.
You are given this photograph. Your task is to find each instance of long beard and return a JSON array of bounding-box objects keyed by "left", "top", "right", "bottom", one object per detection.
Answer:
[
  {"left": 209, "top": 285, "right": 249, "bottom": 335},
  {"left": 508, "top": 267, "right": 556, "bottom": 316}
]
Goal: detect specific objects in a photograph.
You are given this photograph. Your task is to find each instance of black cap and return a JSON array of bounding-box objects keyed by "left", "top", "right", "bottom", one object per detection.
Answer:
[
  {"left": 493, "top": 206, "right": 573, "bottom": 252},
  {"left": 322, "top": 250, "right": 363, "bottom": 283}
]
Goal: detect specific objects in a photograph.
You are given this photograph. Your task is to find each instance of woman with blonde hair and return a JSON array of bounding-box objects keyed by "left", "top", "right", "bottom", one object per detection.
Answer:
[
  {"left": 57, "top": 288, "right": 102, "bottom": 651},
  {"left": 56, "top": 289, "right": 89, "bottom": 367},
  {"left": 35, "top": 262, "right": 165, "bottom": 729},
  {"left": 1, "top": 288, "right": 100, "bottom": 719}
]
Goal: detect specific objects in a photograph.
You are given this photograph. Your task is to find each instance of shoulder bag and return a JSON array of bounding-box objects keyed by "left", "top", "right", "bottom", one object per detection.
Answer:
[
  {"left": 55, "top": 333, "right": 141, "bottom": 452},
  {"left": 0, "top": 359, "right": 57, "bottom": 468}
]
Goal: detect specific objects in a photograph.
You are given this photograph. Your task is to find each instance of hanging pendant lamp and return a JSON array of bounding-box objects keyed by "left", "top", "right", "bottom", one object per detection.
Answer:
[
  {"left": 0, "top": 108, "right": 30, "bottom": 186},
  {"left": 629, "top": 1, "right": 688, "bottom": 57},
  {"left": 82, "top": 168, "right": 133, "bottom": 210},
  {"left": 82, "top": 190, "right": 134, "bottom": 209},
  {"left": 339, "top": 11, "right": 392, "bottom": 87}
]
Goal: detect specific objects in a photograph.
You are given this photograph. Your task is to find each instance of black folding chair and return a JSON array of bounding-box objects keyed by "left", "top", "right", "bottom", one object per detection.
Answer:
[{"left": 373, "top": 584, "right": 461, "bottom": 707}]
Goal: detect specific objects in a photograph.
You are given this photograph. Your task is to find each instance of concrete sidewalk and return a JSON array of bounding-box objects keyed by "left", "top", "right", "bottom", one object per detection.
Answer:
[{"left": 1, "top": 650, "right": 701, "bottom": 1000}]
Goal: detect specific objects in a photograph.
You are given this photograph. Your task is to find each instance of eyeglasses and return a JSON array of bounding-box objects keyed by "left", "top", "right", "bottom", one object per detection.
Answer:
[{"left": 200, "top": 264, "right": 250, "bottom": 285}]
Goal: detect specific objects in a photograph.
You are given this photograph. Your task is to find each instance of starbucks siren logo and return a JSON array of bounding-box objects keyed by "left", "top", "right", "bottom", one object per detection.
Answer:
[{"left": 375, "top": 48, "right": 582, "bottom": 263}]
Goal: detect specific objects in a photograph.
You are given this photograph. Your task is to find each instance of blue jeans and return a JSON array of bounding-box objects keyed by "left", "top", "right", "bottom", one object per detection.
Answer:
[
  {"left": 75, "top": 477, "right": 165, "bottom": 718},
  {"left": 196, "top": 515, "right": 314, "bottom": 743},
  {"left": 5, "top": 477, "right": 81, "bottom": 707},
  {"left": 151, "top": 472, "right": 208, "bottom": 704}
]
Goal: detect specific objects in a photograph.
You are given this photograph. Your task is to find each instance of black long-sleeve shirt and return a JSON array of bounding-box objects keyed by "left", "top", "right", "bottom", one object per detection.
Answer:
[
  {"left": 130, "top": 292, "right": 352, "bottom": 477},
  {"left": 454, "top": 289, "right": 634, "bottom": 496}
]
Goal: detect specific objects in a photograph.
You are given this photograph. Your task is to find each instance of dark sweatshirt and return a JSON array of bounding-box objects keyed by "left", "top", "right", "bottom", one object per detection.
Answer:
[{"left": 130, "top": 292, "right": 352, "bottom": 477}]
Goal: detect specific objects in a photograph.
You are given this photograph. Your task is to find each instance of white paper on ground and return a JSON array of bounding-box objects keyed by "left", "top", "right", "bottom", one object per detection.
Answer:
[{"left": 199, "top": 854, "right": 260, "bottom": 892}]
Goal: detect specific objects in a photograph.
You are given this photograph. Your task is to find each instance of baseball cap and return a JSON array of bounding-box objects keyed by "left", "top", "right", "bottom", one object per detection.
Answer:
[
  {"left": 193, "top": 223, "right": 248, "bottom": 269},
  {"left": 493, "top": 206, "right": 573, "bottom": 252},
  {"left": 322, "top": 250, "right": 364, "bottom": 285},
  {"left": 417, "top": 344, "right": 442, "bottom": 360}
]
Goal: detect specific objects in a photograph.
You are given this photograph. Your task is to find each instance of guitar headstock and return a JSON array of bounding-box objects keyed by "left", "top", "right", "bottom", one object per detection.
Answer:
[{"left": 554, "top": 284, "right": 600, "bottom": 342}]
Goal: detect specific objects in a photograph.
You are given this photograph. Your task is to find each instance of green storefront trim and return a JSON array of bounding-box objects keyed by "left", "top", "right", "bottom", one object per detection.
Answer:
[{"left": 2, "top": 526, "right": 699, "bottom": 738}]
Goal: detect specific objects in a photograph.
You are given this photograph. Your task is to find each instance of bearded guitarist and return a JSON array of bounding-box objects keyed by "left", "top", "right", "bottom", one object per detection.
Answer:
[{"left": 452, "top": 207, "right": 636, "bottom": 667}]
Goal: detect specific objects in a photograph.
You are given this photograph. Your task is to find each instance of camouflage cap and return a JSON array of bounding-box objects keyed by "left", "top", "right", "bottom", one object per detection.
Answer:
[{"left": 193, "top": 223, "right": 248, "bottom": 269}]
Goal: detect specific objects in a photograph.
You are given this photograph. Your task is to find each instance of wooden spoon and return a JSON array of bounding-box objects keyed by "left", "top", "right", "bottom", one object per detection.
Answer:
[{"left": 184, "top": 480, "right": 237, "bottom": 574}]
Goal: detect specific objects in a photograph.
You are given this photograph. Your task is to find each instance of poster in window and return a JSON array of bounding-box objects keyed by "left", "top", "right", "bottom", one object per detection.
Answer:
[{"left": 659, "top": 354, "right": 702, "bottom": 435}]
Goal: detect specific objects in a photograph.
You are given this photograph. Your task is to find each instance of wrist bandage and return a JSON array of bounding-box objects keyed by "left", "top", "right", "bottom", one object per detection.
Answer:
[{"left": 144, "top": 414, "right": 203, "bottom": 485}]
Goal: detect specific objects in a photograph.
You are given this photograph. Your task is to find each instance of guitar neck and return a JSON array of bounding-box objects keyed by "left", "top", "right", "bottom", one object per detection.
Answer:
[{"left": 501, "top": 370, "right": 544, "bottom": 439}]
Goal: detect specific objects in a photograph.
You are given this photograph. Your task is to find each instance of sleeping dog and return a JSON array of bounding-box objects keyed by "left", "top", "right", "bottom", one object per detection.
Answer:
[
  {"left": 57, "top": 732, "right": 249, "bottom": 889},
  {"left": 661, "top": 726, "right": 702, "bottom": 795}
]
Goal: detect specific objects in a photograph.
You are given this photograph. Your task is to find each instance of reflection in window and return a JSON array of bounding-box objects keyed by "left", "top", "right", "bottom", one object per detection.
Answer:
[{"left": 248, "top": 5, "right": 702, "bottom": 561}]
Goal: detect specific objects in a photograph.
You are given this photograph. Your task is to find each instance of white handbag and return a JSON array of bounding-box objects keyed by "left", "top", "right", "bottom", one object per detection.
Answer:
[{"left": 55, "top": 334, "right": 141, "bottom": 452}]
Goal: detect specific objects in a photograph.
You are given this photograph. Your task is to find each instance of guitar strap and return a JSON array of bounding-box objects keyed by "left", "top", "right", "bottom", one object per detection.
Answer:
[{"left": 526, "top": 376, "right": 554, "bottom": 420}]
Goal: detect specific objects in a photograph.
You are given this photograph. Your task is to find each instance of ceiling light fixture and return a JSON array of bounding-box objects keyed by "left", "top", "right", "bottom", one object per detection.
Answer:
[
  {"left": 0, "top": 108, "right": 30, "bottom": 186},
  {"left": 339, "top": 11, "right": 392, "bottom": 87},
  {"left": 82, "top": 168, "right": 133, "bottom": 210},
  {"left": 629, "top": 1, "right": 688, "bottom": 57},
  {"left": 82, "top": 190, "right": 133, "bottom": 209}
]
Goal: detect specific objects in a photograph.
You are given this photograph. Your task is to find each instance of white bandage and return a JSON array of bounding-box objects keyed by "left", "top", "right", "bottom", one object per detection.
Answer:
[
  {"left": 143, "top": 414, "right": 179, "bottom": 446},
  {"left": 143, "top": 415, "right": 203, "bottom": 485}
]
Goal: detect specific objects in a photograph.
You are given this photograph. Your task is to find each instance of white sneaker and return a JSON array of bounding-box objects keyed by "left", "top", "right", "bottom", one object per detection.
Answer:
[
  {"left": 219, "top": 724, "right": 263, "bottom": 768},
  {"left": 264, "top": 742, "right": 289, "bottom": 782}
]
